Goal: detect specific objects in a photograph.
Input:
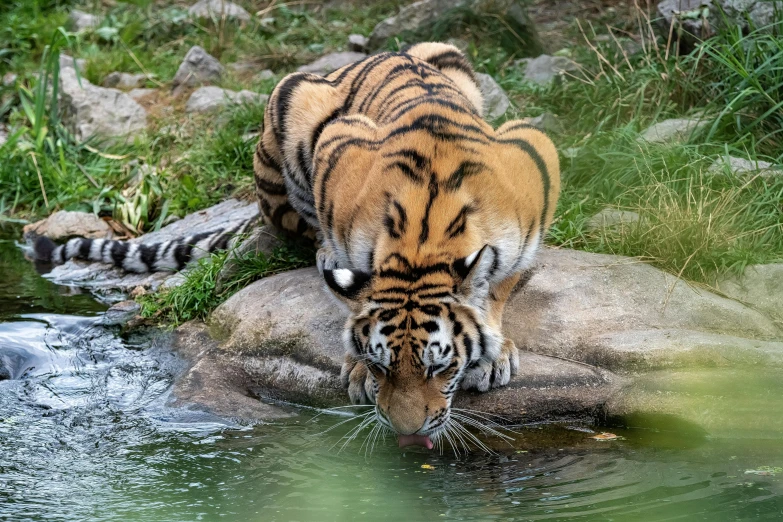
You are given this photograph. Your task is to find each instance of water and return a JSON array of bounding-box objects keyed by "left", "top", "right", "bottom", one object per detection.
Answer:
[{"left": 1, "top": 236, "right": 782, "bottom": 521}]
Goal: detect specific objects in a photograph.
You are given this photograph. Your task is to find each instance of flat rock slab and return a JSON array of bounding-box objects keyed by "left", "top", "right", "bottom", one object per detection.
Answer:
[
  {"left": 196, "top": 247, "right": 782, "bottom": 426},
  {"left": 43, "top": 199, "right": 258, "bottom": 300}
]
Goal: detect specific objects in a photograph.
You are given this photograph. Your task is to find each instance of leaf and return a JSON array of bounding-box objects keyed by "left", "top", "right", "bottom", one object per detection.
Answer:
[
  {"left": 420, "top": 464, "right": 435, "bottom": 470},
  {"left": 590, "top": 432, "right": 620, "bottom": 441}
]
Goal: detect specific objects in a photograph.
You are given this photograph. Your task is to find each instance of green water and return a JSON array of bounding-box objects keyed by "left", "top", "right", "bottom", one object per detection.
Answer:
[{"left": 1, "top": 237, "right": 783, "bottom": 521}]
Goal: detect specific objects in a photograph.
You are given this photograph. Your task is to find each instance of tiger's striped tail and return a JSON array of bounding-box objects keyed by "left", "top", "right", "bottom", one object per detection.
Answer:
[{"left": 33, "top": 218, "right": 256, "bottom": 273}]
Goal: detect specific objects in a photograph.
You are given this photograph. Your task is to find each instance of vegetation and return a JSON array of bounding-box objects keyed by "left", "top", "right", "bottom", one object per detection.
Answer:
[{"left": 1, "top": 0, "right": 782, "bottom": 322}]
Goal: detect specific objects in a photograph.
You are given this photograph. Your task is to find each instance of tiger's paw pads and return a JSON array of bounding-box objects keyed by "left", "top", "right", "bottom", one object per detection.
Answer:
[{"left": 341, "top": 356, "right": 375, "bottom": 405}]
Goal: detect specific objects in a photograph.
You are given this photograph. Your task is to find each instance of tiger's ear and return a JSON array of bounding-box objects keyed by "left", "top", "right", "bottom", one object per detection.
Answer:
[
  {"left": 453, "top": 245, "right": 494, "bottom": 306},
  {"left": 323, "top": 268, "right": 373, "bottom": 311}
]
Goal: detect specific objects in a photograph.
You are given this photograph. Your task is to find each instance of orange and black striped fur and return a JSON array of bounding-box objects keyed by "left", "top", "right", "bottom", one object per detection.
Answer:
[{"left": 254, "top": 43, "right": 560, "bottom": 439}]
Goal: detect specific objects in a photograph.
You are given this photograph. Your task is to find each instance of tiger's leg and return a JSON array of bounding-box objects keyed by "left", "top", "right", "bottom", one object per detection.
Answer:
[
  {"left": 461, "top": 273, "right": 521, "bottom": 392},
  {"left": 341, "top": 354, "right": 376, "bottom": 404},
  {"left": 253, "top": 125, "right": 317, "bottom": 240}
]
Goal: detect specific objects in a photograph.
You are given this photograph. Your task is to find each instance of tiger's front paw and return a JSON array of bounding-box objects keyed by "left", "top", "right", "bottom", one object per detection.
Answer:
[
  {"left": 340, "top": 355, "right": 376, "bottom": 404},
  {"left": 461, "top": 339, "right": 519, "bottom": 392}
]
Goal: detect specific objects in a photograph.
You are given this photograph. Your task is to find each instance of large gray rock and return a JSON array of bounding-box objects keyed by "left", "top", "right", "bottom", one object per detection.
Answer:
[
  {"left": 59, "top": 53, "right": 86, "bottom": 74},
  {"left": 190, "top": 247, "right": 782, "bottom": 425},
  {"left": 58, "top": 67, "right": 147, "bottom": 145},
  {"left": 297, "top": 52, "right": 367, "bottom": 76},
  {"left": 657, "top": 0, "right": 783, "bottom": 47},
  {"left": 706, "top": 155, "right": 779, "bottom": 178},
  {"left": 518, "top": 54, "right": 579, "bottom": 86},
  {"left": 172, "top": 46, "right": 224, "bottom": 91},
  {"left": 368, "top": 0, "right": 539, "bottom": 51},
  {"left": 639, "top": 117, "right": 707, "bottom": 144},
  {"left": 102, "top": 72, "right": 148, "bottom": 90},
  {"left": 23, "top": 211, "right": 112, "bottom": 242},
  {"left": 41, "top": 199, "right": 259, "bottom": 300},
  {"left": 69, "top": 10, "right": 100, "bottom": 32},
  {"left": 185, "top": 86, "right": 269, "bottom": 113},
  {"left": 476, "top": 73, "right": 510, "bottom": 119},
  {"left": 188, "top": 0, "right": 251, "bottom": 22},
  {"left": 718, "top": 264, "right": 783, "bottom": 324}
]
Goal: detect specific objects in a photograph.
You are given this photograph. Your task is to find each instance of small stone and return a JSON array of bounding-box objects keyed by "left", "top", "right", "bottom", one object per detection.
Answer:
[
  {"left": 297, "top": 52, "right": 367, "bottom": 76},
  {"left": 255, "top": 69, "right": 275, "bottom": 81},
  {"left": 185, "top": 86, "right": 269, "bottom": 113},
  {"left": 476, "top": 73, "right": 510, "bottom": 119},
  {"left": 128, "top": 88, "right": 157, "bottom": 101},
  {"left": 23, "top": 211, "right": 112, "bottom": 242},
  {"left": 58, "top": 67, "right": 147, "bottom": 146},
  {"left": 3, "top": 72, "right": 17, "bottom": 86},
  {"left": 348, "top": 34, "right": 370, "bottom": 53},
  {"left": 102, "top": 300, "right": 141, "bottom": 327},
  {"left": 639, "top": 117, "right": 707, "bottom": 144},
  {"left": 59, "top": 54, "right": 86, "bottom": 74},
  {"left": 172, "top": 46, "right": 224, "bottom": 91},
  {"left": 69, "top": 9, "right": 100, "bottom": 32},
  {"left": 188, "top": 0, "right": 251, "bottom": 22},
  {"left": 130, "top": 286, "right": 147, "bottom": 298},
  {"left": 522, "top": 112, "right": 563, "bottom": 133},
  {"left": 102, "top": 72, "right": 148, "bottom": 90},
  {"left": 707, "top": 155, "right": 779, "bottom": 178},
  {"left": 517, "top": 54, "right": 579, "bottom": 86},
  {"left": 585, "top": 209, "right": 641, "bottom": 232}
]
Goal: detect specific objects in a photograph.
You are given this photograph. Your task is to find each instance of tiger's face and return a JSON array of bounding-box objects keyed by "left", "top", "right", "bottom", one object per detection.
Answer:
[{"left": 323, "top": 247, "right": 502, "bottom": 440}]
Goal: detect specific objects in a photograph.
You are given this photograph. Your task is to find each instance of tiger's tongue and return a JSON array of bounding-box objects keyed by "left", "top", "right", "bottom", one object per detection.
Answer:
[{"left": 398, "top": 434, "right": 433, "bottom": 449}]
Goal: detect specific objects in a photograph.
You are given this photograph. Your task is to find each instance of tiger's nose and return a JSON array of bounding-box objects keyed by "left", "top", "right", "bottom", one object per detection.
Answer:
[{"left": 390, "top": 417, "right": 426, "bottom": 436}]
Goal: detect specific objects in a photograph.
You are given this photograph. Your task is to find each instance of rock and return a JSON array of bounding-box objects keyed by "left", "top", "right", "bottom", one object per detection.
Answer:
[
  {"left": 58, "top": 67, "right": 147, "bottom": 145},
  {"left": 215, "top": 224, "right": 283, "bottom": 293},
  {"left": 172, "top": 46, "right": 224, "bottom": 91},
  {"left": 255, "top": 69, "right": 274, "bottom": 81},
  {"left": 446, "top": 37, "right": 470, "bottom": 52},
  {"left": 101, "top": 300, "right": 141, "bottom": 327},
  {"left": 185, "top": 86, "right": 269, "bottom": 113},
  {"left": 475, "top": 73, "right": 510, "bottom": 119},
  {"left": 657, "top": 0, "right": 783, "bottom": 48},
  {"left": 522, "top": 112, "right": 563, "bottom": 133},
  {"left": 59, "top": 54, "right": 86, "bottom": 74},
  {"left": 718, "top": 264, "right": 783, "bottom": 323},
  {"left": 128, "top": 88, "right": 157, "bottom": 101},
  {"left": 347, "top": 34, "right": 370, "bottom": 53},
  {"left": 200, "top": 247, "right": 782, "bottom": 424},
  {"left": 639, "top": 117, "right": 707, "bottom": 144},
  {"left": 42, "top": 199, "right": 259, "bottom": 300},
  {"left": 706, "top": 155, "right": 779, "bottom": 178},
  {"left": 517, "top": 54, "right": 579, "bottom": 86},
  {"left": 23, "top": 211, "right": 112, "bottom": 242},
  {"left": 187, "top": 0, "right": 251, "bottom": 22},
  {"left": 69, "top": 9, "right": 100, "bottom": 32},
  {"left": 368, "top": 0, "right": 539, "bottom": 51},
  {"left": 102, "top": 72, "right": 148, "bottom": 90},
  {"left": 585, "top": 208, "right": 641, "bottom": 232},
  {"left": 297, "top": 52, "right": 367, "bottom": 76},
  {"left": 3, "top": 72, "right": 17, "bottom": 86}
]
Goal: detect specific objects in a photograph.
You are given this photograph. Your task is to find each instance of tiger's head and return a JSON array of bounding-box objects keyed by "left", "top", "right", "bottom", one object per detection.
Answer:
[{"left": 322, "top": 246, "right": 502, "bottom": 442}]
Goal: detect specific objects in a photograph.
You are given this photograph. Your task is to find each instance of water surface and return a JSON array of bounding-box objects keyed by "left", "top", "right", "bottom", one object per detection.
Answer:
[{"left": 1, "top": 237, "right": 782, "bottom": 521}]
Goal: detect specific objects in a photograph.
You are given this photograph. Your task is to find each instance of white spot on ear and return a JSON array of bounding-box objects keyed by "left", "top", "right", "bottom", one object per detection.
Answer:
[
  {"left": 333, "top": 268, "right": 354, "bottom": 289},
  {"left": 465, "top": 248, "right": 481, "bottom": 268}
]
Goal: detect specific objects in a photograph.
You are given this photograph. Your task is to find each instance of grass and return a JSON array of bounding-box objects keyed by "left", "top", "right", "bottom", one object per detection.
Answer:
[{"left": 1, "top": 0, "right": 782, "bottom": 321}]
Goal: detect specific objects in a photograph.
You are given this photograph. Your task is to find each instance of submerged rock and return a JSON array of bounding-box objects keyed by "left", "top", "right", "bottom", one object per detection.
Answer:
[
  {"left": 476, "top": 73, "right": 510, "bottom": 119},
  {"left": 175, "top": 247, "right": 782, "bottom": 424},
  {"left": 185, "top": 86, "right": 268, "bottom": 113},
  {"left": 23, "top": 211, "right": 112, "bottom": 242},
  {"left": 297, "top": 52, "right": 367, "bottom": 76},
  {"left": 41, "top": 199, "right": 259, "bottom": 300},
  {"left": 58, "top": 67, "right": 147, "bottom": 145},
  {"left": 172, "top": 46, "right": 224, "bottom": 92}
]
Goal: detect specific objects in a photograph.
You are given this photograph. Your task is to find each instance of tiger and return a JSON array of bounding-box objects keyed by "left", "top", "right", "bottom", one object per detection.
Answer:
[{"left": 33, "top": 42, "right": 560, "bottom": 446}]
